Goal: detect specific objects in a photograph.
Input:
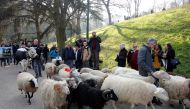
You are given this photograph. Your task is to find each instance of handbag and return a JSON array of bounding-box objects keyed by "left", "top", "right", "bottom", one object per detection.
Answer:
[{"left": 170, "top": 58, "right": 180, "bottom": 66}]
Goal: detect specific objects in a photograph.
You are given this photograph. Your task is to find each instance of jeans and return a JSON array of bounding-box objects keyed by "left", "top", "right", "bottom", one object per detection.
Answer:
[{"left": 32, "top": 59, "right": 42, "bottom": 78}]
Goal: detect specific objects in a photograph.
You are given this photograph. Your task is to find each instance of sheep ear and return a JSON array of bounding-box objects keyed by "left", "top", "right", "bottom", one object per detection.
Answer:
[{"left": 54, "top": 84, "right": 62, "bottom": 94}]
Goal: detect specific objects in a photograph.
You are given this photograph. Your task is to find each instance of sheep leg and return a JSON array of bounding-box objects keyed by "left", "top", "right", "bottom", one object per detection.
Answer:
[
  {"left": 25, "top": 92, "right": 27, "bottom": 98},
  {"left": 20, "top": 89, "right": 23, "bottom": 94},
  {"left": 27, "top": 92, "right": 31, "bottom": 105},
  {"left": 67, "top": 99, "right": 72, "bottom": 109},
  {"left": 145, "top": 104, "right": 148, "bottom": 109},
  {"left": 180, "top": 100, "right": 186, "bottom": 109},
  {"left": 131, "top": 104, "right": 135, "bottom": 109},
  {"left": 112, "top": 101, "right": 117, "bottom": 109},
  {"left": 150, "top": 102, "right": 156, "bottom": 109}
]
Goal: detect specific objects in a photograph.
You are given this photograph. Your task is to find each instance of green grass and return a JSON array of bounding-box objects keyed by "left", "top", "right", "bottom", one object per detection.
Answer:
[
  {"left": 93, "top": 5, "right": 190, "bottom": 77},
  {"left": 51, "top": 5, "right": 190, "bottom": 77}
]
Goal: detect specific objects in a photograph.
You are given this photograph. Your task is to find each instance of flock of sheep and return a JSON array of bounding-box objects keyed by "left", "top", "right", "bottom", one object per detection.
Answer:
[{"left": 16, "top": 52, "right": 190, "bottom": 109}]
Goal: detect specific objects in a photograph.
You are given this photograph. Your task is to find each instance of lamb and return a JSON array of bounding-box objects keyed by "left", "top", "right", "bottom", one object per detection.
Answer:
[
  {"left": 17, "top": 72, "right": 38, "bottom": 105},
  {"left": 101, "top": 75, "right": 169, "bottom": 109},
  {"left": 80, "top": 67, "right": 93, "bottom": 74},
  {"left": 38, "top": 79, "right": 70, "bottom": 109},
  {"left": 67, "top": 80, "right": 118, "bottom": 109},
  {"left": 159, "top": 75, "right": 190, "bottom": 109},
  {"left": 45, "top": 63, "right": 57, "bottom": 78}
]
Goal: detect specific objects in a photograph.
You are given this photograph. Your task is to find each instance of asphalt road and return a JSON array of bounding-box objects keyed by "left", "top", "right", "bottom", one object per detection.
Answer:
[{"left": 0, "top": 64, "right": 189, "bottom": 109}]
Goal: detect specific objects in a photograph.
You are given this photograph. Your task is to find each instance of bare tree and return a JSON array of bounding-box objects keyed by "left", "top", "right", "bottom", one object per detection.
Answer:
[
  {"left": 101, "top": 0, "right": 112, "bottom": 24},
  {"left": 134, "top": 0, "right": 141, "bottom": 17},
  {"left": 125, "top": 0, "right": 132, "bottom": 17}
]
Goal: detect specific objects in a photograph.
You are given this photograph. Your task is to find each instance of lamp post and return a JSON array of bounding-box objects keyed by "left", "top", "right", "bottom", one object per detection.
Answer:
[{"left": 86, "top": 0, "right": 90, "bottom": 39}]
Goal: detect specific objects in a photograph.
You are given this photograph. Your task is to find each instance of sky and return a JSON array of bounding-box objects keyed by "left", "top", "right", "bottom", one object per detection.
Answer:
[{"left": 103, "top": 0, "right": 178, "bottom": 22}]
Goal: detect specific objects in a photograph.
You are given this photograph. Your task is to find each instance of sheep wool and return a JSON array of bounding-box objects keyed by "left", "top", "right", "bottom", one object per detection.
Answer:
[
  {"left": 38, "top": 79, "right": 70, "bottom": 109},
  {"left": 58, "top": 68, "right": 72, "bottom": 78},
  {"left": 80, "top": 67, "right": 93, "bottom": 74},
  {"left": 101, "top": 75, "right": 169, "bottom": 109}
]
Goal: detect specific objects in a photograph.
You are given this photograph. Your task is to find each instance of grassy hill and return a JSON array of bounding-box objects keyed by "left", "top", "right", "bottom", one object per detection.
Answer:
[{"left": 90, "top": 5, "right": 190, "bottom": 76}]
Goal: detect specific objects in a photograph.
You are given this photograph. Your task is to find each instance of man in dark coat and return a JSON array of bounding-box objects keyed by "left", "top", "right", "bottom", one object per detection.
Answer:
[
  {"left": 138, "top": 38, "right": 162, "bottom": 105},
  {"left": 31, "top": 39, "right": 42, "bottom": 78},
  {"left": 62, "top": 44, "right": 75, "bottom": 68},
  {"left": 88, "top": 32, "right": 101, "bottom": 70}
]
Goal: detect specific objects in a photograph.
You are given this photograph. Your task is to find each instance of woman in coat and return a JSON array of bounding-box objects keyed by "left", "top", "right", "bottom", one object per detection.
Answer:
[
  {"left": 115, "top": 44, "right": 128, "bottom": 67},
  {"left": 163, "top": 43, "right": 176, "bottom": 74}
]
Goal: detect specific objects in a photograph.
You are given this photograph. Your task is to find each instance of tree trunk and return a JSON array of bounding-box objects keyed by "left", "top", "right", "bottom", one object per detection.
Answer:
[
  {"left": 35, "top": 18, "right": 41, "bottom": 41},
  {"left": 56, "top": 26, "right": 66, "bottom": 48},
  {"left": 76, "top": 14, "right": 81, "bottom": 35},
  {"left": 106, "top": 6, "right": 112, "bottom": 25},
  {"left": 54, "top": 0, "right": 67, "bottom": 48}
]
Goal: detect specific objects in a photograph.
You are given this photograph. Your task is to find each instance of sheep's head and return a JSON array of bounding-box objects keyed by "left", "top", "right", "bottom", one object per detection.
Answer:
[
  {"left": 102, "top": 89, "right": 118, "bottom": 101},
  {"left": 84, "top": 79, "right": 98, "bottom": 87},
  {"left": 153, "top": 70, "right": 171, "bottom": 80},
  {"left": 30, "top": 78, "right": 38, "bottom": 88},
  {"left": 154, "top": 87, "right": 169, "bottom": 101},
  {"left": 66, "top": 78, "right": 78, "bottom": 89},
  {"left": 54, "top": 80, "right": 70, "bottom": 96}
]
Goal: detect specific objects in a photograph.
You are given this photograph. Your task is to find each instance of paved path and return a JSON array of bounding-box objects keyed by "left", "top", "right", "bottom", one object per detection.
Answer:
[{"left": 0, "top": 64, "right": 189, "bottom": 109}]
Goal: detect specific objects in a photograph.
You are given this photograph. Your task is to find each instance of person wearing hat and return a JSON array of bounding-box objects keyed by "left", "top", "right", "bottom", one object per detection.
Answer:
[{"left": 138, "top": 38, "right": 162, "bottom": 105}]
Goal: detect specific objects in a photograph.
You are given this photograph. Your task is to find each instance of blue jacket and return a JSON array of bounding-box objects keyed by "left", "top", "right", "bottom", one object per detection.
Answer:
[
  {"left": 138, "top": 45, "right": 155, "bottom": 76},
  {"left": 49, "top": 50, "right": 59, "bottom": 59}
]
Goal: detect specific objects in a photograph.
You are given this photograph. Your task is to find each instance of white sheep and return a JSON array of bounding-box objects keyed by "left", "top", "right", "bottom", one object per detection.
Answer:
[
  {"left": 38, "top": 79, "right": 70, "bottom": 109},
  {"left": 80, "top": 67, "right": 93, "bottom": 74},
  {"left": 17, "top": 72, "right": 38, "bottom": 104},
  {"left": 112, "top": 67, "right": 139, "bottom": 75},
  {"left": 160, "top": 75, "right": 190, "bottom": 109},
  {"left": 89, "top": 70, "right": 108, "bottom": 78},
  {"left": 45, "top": 63, "right": 57, "bottom": 78},
  {"left": 101, "top": 75, "right": 169, "bottom": 109},
  {"left": 113, "top": 67, "right": 171, "bottom": 84}
]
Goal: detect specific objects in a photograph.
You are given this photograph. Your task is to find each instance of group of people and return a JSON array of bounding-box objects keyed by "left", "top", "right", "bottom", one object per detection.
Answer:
[
  {"left": 116, "top": 39, "right": 177, "bottom": 74},
  {"left": 48, "top": 32, "right": 101, "bottom": 70}
]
